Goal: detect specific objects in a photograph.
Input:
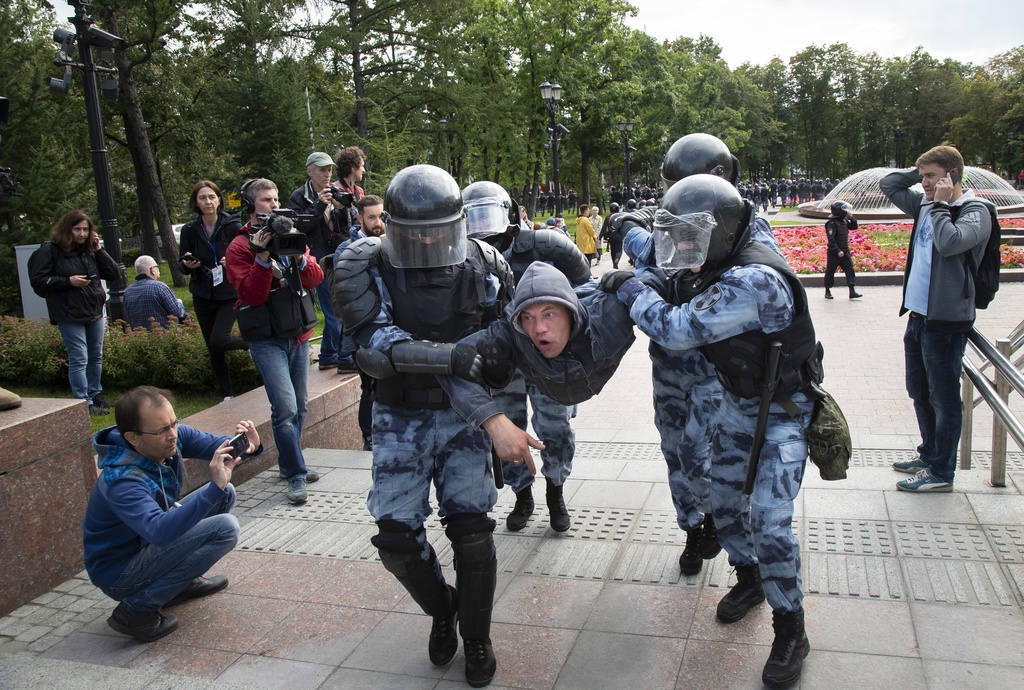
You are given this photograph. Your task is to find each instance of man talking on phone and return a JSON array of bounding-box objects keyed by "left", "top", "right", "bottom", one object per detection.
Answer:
[
  {"left": 881, "top": 144, "right": 993, "bottom": 493},
  {"left": 83, "top": 386, "right": 262, "bottom": 642}
]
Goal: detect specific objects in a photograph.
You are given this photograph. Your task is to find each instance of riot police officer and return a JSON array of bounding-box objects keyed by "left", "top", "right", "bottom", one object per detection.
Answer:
[
  {"left": 462, "top": 180, "right": 591, "bottom": 533},
  {"left": 333, "top": 165, "right": 516, "bottom": 687},
  {"left": 603, "top": 174, "right": 822, "bottom": 688}
]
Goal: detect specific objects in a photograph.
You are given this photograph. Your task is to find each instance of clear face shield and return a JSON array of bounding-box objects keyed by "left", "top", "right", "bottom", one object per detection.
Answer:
[
  {"left": 382, "top": 215, "right": 468, "bottom": 268},
  {"left": 652, "top": 208, "right": 717, "bottom": 271},
  {"left": 464, "top": 198, "right": 509, "bottom": 240}
]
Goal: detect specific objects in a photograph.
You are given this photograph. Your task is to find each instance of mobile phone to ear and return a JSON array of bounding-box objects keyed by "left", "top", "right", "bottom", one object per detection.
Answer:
[{"left": 948, "top": 168, "right": 961, "bottom": 186}]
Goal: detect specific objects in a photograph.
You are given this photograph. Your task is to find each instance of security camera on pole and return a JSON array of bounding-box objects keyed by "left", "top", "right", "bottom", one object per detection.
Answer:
[{"left": 49, "top": 0, "right": 128, "bottom": 321}]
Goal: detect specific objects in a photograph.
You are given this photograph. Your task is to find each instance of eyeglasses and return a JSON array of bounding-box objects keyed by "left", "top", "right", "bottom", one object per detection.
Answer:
[{"left": 134, "top": 419, "right": 181, "bottom": 436}]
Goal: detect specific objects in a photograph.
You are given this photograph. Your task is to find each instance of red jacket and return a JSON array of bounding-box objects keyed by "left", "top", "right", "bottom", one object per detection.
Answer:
[{"left": 225, "top": 222, "right": 324, "bottom": 343}]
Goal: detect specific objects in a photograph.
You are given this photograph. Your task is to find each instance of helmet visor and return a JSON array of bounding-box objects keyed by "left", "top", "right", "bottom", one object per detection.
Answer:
[
  {"left": 652, "top": 209, "right": 717, "bottom": 271},
  {"left": 464, "top": 198, "right": 508, "bottom": 239},
  {"left": 383, "top": 216, "right": 467, "bottom": 268}
]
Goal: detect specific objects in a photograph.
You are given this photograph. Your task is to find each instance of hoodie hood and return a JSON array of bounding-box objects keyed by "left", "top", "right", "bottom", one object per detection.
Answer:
[{"left": 510, "top": 262, "right": 584, "bottom": 340}]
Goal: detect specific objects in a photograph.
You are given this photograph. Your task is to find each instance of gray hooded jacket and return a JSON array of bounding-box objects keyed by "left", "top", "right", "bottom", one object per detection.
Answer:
[{"left": 442, "top": 261, "right": 636, "bottom": 427}]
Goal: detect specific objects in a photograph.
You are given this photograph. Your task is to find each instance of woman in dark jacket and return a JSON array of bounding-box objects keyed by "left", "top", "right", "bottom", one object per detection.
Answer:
[
  {"left": 29, "top": 209, "right": 120, "bottom": 415},
  {"left": 178, "top": 180, "right": 247, "bottom": 400}
]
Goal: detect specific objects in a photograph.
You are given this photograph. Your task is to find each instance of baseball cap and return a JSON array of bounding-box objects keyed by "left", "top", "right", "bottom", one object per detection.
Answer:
[{"left": 306, "top": 152, "right": 334, "bottom": 167}]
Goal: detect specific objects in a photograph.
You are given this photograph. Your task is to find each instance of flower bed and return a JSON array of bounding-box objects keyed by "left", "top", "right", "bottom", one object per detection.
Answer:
[{"left": 774, "top": 218, "right": 1024, "bottom": 274}]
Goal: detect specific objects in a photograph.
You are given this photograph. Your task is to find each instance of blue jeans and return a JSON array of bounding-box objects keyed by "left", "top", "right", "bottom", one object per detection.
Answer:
[
  {"left": 104, "top": 484, "right": 239, "bottom": 612},
  {"left": 315, "top": 281, "right": 345, "bottom": 363},
  {"left": 904, "top": 315, "right": 968, "bottom": 482},
  {"left": 58, "top": 317, "right": 105, "bottom": 403},
  {"left": 249, "top": 337, "right": 310, "bottom": 478}
]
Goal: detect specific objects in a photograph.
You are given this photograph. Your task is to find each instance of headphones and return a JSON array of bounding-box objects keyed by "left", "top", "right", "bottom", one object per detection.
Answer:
[{"left": 239, "top": 179, "right": 257, "bottom": 216}]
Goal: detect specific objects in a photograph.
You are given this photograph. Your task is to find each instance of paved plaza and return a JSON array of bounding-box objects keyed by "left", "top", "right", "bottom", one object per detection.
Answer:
[{"left": 2, "top": 257, "right": 1024, "bottom": 689}]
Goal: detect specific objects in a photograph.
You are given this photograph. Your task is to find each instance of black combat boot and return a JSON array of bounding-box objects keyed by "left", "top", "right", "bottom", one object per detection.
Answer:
[
  {"left": 699, "top": 513, "right": 721, "bottom": 560},
  {"left": 545, "top": 478, "right": 570, "bottom": 532},
  {"left": 378, "top": 546, "right": 458, "bottom": 666},
  {"left": 716, "top": 564, "right": 766, "bottom": 623},
  {"left": 762, "top": 608, "right": 810, "bottom": 687},
  {"left": 454, "top": 531, "right": 498, "bottom": 688},
  {"left": 849, "top": 286, "right": 862, "bottom": 299},
  {"left": 679, "top": 523, "right": 703, "bottom": 575},
  {"left": 505, "top": 486, "right": 534, "bottom": 532},
  {"left": 824, "top": 288, "right": 833, "bottom": 299}
]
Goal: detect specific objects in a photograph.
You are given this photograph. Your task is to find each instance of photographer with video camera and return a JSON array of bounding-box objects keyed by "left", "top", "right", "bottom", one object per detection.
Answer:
[
  {"left": 288, "top": 152, "right": 355, "bottom": 372},
  {"left": 226, "top": 178, "right": 324, "bottom": 505}
]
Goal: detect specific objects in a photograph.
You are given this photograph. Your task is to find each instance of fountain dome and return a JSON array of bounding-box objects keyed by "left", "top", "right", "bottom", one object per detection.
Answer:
[{"left": 798, "top": 167, "right": 1024, "bottom": 220}]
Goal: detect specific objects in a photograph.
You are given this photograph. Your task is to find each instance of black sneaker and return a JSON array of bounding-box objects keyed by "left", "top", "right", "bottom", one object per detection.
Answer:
[
  {"left": 88, "top": 403, "right": 108, "bottom": 416},
  {"left": 679, "top": 525, "right": 703, "bottom": 575},
  {"left": 362, "top": 435, "right": 373, "bottom": 451},
  {"left": 716, "top": 564, "right": 766, "bottom": 623},
  {"left": 463, "top": 638, "right": 496, "bottom": 688}
]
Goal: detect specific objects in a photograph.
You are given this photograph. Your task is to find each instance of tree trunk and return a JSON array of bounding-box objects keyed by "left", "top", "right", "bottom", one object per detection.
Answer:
[
  {"left": 350, "top": 1, "right": 367, "bottom": 141},
  {"left": 105, "top": 10, "right": 185, "bottom": 286}
]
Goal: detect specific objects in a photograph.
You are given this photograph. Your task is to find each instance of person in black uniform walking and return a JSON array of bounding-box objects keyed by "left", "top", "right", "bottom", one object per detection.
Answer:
[{"left": 824, "top": 201, "right": 862, "bottom": 299}]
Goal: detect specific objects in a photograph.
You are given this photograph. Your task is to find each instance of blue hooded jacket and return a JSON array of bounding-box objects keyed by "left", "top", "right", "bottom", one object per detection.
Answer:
[{"left": 82, "top": 425, "right": 253, "bottom": 590}]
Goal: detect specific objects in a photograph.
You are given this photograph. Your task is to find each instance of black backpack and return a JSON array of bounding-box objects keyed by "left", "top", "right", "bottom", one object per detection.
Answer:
[{"left": 954, "top": 201, "right": 1001, "bottom": 309}]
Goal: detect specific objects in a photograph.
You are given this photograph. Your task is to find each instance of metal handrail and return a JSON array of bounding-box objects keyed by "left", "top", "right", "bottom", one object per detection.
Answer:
[{"left": 960, "top": 323, "right": 1024, "bottom": 486}]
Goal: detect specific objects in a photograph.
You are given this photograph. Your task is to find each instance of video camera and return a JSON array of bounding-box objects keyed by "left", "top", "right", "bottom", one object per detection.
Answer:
[
  {"left": 329, "top": 188, "right": 354, "bottom": 208},
  {"left": 254, "top": 208, "right": 307, "bottom": 256}
]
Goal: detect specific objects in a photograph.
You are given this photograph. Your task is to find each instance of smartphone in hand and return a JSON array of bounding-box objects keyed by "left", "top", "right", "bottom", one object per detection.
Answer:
[
  {"left": 227, "top": 433, "right": 248, "bottom": 460},
  {"left": 948, "top": 168, "right": 961, "bottom": 186}
]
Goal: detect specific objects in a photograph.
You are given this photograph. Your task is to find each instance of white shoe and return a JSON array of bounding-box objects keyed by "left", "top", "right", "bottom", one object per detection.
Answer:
[{"left": 223, "top": 396, "right": 232, "bottom": 402}]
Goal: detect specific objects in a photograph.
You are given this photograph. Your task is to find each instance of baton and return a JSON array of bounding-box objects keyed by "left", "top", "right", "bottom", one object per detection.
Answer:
[
  {"left": 745, "top": 341, "right": 783, "bottom": 495},
  {"left": 491, "top": 448, "right": 504, "bottom": 489}
]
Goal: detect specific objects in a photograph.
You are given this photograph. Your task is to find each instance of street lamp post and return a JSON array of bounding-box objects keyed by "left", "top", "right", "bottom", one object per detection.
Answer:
[
  {"left": 540, "top": 80, "right": 567, "bottom": 217},
  {"left": 617, "top": 120, "right": 634, "bottom": 201},
  {"left": 50, "top": 1, "right": 128, "bottom": 321}
]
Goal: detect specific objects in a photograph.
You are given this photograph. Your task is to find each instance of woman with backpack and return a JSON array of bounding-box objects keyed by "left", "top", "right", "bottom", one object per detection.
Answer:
[{"left": 29, "top": 210, "right": 120, "bottom": 415}]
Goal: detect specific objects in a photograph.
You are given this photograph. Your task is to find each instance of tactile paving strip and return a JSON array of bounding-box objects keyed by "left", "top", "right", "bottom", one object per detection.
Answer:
[
  {"left": 519, "top": 538, "right": 620, "bottom": 580},
  {"left": 853, "top": 449, "right": 919, "bottom": 468},
  {"left": 802, "top": 553, "right": 904, "bottom": 600},
  {"left": 985, "top": 525, "right": 1024, "bottom": 563},
  {"left": 598, "top": 443, "right": 660, "bottom": 462},
  {"left": 501, "top": 507, "right": 638, "bottom": 540},
  {"left": 803, "top": 519, "right": 894, "bottom": 556},
  {"left": 238, "top": 517, "right": 379, "bottom": 560},
  {"left": 902, "top": 557, "right": 1015, "bottom": 606},
  {"left": 631, "top": 510, "right": 686, "bottom": 546},
  {"left": 893, "top": 523, "right": 995, "bottom": 560},
  {"left": 608, "top": 543, "right": 689, "bottom": 586}
]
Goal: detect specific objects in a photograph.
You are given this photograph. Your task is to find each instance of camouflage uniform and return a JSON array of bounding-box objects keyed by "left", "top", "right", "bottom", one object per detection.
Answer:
[{"left": 616, "top": 262, "right": 813, "bottom": 613}]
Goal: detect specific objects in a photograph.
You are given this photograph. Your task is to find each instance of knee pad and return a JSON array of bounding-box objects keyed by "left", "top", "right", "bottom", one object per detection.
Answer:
[
  {"left": 450, "top": 531, "right": 496, "bottom": 568},
  {"left": 371, "top": 520, "right": 426, "bottom": 555},
  {"left": 443, "top": 513, "right": 495, "bottom": 542}
]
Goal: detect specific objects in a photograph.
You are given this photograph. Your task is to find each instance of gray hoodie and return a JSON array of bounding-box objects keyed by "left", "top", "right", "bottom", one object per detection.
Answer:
[{"left": 442, "top": 261, "right": 636, "bottom": 426}]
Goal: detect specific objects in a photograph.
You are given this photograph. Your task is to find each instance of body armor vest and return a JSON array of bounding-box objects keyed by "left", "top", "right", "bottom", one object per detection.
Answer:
[{"left": 670, "top": 241, "right": 822, "bottom": 399}]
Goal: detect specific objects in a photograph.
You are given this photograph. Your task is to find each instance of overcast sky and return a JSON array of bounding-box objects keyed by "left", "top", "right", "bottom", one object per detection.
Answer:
[{"left": 625, "top": 0, "right": 1024, "bottom": 69}]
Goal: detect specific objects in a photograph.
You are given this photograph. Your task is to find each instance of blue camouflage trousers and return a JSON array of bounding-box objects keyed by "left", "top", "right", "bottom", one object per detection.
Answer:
[
  {"left": 496, "top": 370, "right": 577, "bottom": 492},
  {"left": 367, "top": 403, "right": 498, "bottom": 560},
  {"left": 712, "top": 390, "right": 812, "bottom": 613},
  {"left": 650, "top": 343, "right": 717, "bottom": 532}
]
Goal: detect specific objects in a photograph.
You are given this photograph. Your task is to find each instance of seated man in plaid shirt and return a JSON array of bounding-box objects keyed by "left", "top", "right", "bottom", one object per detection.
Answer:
[{"left": 124, "top": 255, "right": 187, "bottom": 329}]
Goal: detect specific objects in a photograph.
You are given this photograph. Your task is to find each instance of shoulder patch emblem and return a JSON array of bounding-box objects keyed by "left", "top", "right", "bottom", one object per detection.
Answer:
[{"left": 693, "top": 284, "right": 724, "bottom": 311}]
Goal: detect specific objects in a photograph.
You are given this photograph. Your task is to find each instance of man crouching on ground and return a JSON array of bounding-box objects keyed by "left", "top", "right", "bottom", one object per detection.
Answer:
[{"left": 83, "top": 385, "right": 262, "bottom": 642}]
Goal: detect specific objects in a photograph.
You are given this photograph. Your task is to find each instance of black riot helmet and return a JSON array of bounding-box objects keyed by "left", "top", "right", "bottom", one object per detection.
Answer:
[
  {"left": 383, "top": 164, "right": 467, "bottom": 268},
  {"left": 661, "top": 133, "right": 739, "bottom": 190},
  {"left": 830, "top": 201, "right": 852, "bottom": 218},
  {"left": 462, "top": 180, "right": 518, "bottom": 252},
  {"left": 653, "top": 174, "right": 752, "bottom": 272},
  {"left": 626, "top": 198, "right": 638, "bottom": 211},
  {"left": 609, "top": 202, "right": 620, "bottom": 213}
]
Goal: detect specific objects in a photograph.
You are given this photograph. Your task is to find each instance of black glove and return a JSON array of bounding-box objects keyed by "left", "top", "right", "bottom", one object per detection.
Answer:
[
  {"left": 637, "top": 267, "right": 668, "bottom": 296},
  {"left": 477, "top": 335, "right": 513, "bottom": 388},
  {"left": 599, "top": 270, "right": 634, "bottom": 293},
  {"left": 450, "top": 343, "right": 483, "bottom": 382}
]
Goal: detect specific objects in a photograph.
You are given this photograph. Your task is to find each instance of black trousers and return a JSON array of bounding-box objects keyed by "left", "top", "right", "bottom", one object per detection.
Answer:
[
  {"left": 608, "top": 239, "right": 623, "bottom": 269},
  {"left": 193, "top": 295, "right": 249, "bottom": 397},
  {"left": 824, "top": 251, "right": 856, "bottom": 289}
]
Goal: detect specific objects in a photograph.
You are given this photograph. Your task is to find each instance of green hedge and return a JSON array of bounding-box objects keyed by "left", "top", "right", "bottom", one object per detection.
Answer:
[{"left": 0, "top": 316, "right": 262, "bottom": 393}]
